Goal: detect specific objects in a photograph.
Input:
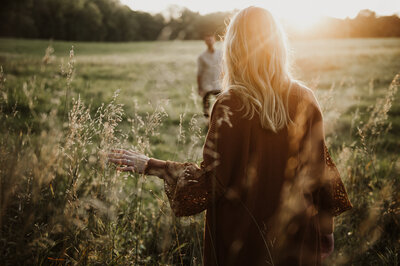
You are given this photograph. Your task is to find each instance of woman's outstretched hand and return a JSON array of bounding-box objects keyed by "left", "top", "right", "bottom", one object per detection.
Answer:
[{"left": 107, "top": 149, "right": 149, "bottom": 174}]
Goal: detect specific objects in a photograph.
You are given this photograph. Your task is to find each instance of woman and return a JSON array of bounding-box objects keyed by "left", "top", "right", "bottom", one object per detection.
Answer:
[{"left": 108, "top": 7, "right": 352, "bottom": 266}]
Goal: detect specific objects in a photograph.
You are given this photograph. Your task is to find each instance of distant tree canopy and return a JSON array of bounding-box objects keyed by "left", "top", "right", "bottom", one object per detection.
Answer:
[
  {"left": 0, "top": 0, "right": 399, "bottom": 41},
  {"left": 0, "top": 0, "right": 167, "bottom": 41}
]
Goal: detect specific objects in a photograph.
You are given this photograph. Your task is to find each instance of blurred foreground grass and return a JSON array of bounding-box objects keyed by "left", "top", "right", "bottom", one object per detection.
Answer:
[{"left": 0, "top": 38, "right": 399, "bottom": 265}]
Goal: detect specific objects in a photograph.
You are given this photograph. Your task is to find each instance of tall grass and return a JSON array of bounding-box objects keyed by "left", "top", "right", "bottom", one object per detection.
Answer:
[
  {"left": 0, "top": 46, "right": 205, "bottom": 265},
  {"left": 0, "top": 44, "right": 399, "bottom": 265},
  {"left": 325, "top": 74, "right": 400, "bottom": 265}
]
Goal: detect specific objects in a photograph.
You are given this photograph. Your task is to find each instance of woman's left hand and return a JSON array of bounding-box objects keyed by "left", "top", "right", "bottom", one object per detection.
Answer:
[{"left": 107, "top": 149, "right": 149, "bottom": 174}]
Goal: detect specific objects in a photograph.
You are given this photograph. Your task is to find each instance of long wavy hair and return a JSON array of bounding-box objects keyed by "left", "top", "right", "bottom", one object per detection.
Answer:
[{"left": 222, "top": 6, "right": 293, "bottom": 132}]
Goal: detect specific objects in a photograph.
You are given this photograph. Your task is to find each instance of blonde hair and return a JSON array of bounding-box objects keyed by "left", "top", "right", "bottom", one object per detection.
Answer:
[{"left": 222, "top": 6, "right": 292, "bottom": 132}]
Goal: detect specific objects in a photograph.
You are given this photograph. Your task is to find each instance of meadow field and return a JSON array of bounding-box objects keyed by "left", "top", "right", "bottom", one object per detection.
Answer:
[{"left": 0, "top": 37, "right": 399, "bottom": 265}]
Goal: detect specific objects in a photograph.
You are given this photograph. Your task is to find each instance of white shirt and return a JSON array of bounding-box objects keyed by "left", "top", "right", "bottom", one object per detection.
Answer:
[{"left": 197, "top": 49, "right": 222, "bottom": 97}]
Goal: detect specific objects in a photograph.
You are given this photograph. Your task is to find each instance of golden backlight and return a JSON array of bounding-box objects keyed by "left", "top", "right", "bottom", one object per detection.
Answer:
[{"left": 121, "top": 0, "right": 400, "bottom": 32}]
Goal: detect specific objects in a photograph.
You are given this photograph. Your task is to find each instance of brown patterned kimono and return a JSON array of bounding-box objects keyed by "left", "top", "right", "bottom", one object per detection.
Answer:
[{"left": 146, "top": 83, "right": 352, "bottom": 266}]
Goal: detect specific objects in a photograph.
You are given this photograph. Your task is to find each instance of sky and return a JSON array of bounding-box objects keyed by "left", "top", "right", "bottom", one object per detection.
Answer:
[{"left": 121, "top": 0, "right": 400, "bottom": 29}]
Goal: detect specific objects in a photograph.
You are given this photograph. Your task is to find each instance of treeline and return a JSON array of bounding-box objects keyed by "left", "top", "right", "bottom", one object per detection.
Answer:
[
  {"left": 0, "top": 0, "right": 165, "bottom": 41},
  {"left": 0, "top": 0, "right": 230, "bottom": 41},
  {"left": 1, "top": 0, "right": 400, "bottom": 41}
]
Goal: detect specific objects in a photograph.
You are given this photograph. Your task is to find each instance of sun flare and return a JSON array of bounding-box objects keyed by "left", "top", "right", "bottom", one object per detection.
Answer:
[
  {"left": 121, "top": 0, "right": 400, "bottom": 32},
  {"left": 280, "top": 13, "right": 323, "bottom": 31}
]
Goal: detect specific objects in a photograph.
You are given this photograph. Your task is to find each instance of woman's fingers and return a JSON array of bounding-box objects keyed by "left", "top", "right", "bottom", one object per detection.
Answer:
[
  {"left": 107, "top": 153, "right": 126, "bottom": 159},
  {"left": 116, "top": 166, "right": 135, "bottom": 172},
  {"left": 107, "top": 152, "right": 135, "bottom": 161},
  {"left": 108, "top": 150, "right": 134, "bottom": 166},
  {"left": 108, "top": 158, "right": 132, "bottom": 166},
  {"left": 111, "top": 149, "right": 134, "bottom": 156},
  {"left": 108, "top": 148, "right": 149, "bottom": 174},
  {"left": 128, "top": 150, "right": 142, "bottom": 156}
]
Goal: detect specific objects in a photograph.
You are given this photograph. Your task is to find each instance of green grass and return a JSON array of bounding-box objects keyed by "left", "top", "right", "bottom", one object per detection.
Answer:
[
  {"left": 0, "top": 37, "right": 399, "bottom": 265},
  {"left": 1, "top": 37, "right": 400, "bottom": 155}
]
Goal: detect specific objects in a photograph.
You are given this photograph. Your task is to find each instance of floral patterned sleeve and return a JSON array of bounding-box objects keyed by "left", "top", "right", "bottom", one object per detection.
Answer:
[
  {"left": 161, "top": 161, "right": 215, "bottom": 217},
  {"left": 319, "top": 145, "right": 353, "bottom": 216},
  {"left": 305, "top": 93, "right": 352, "bottom": 217}
]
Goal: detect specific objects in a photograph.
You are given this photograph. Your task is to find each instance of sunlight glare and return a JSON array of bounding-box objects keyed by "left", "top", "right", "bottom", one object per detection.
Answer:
[{"left": 121, "top": 0, "right": 400, "bottom": 31}]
